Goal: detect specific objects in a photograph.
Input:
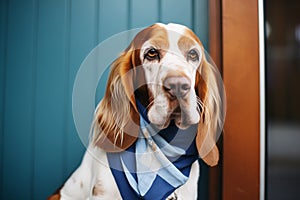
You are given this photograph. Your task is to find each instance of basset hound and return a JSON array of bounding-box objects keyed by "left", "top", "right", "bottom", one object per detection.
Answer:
[{"left": 49, "top": 23, "right": 225, "bottom": 200}]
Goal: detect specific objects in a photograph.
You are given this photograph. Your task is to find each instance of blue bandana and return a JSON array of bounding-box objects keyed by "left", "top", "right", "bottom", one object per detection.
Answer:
[{"left": 107, "top": 101, "right": 199, "bottom": 200}]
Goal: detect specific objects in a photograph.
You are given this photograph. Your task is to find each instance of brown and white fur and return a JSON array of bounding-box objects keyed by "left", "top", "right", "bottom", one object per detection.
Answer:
[{"left": 49, "top": 23, "right": 224, "bottom": 200}]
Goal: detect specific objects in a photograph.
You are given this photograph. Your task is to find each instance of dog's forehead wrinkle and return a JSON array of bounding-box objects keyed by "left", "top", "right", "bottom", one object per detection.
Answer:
[{"left": 166, "top": 31, "right": 183, "bottom": 55}]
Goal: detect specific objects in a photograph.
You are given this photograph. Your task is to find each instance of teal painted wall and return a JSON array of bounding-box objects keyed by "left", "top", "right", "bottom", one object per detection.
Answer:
[{"left": 0, "top": 0, "right": 209, "bottom": 199}]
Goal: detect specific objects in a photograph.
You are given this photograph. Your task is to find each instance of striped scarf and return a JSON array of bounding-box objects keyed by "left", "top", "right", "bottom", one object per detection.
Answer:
[{"left": 107, "top": 101, "right": 199, "bottom": 200}]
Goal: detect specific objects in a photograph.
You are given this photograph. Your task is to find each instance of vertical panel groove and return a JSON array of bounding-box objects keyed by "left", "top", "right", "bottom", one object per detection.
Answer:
[
  {"left": 95, "top": 0, "right": 100, "bottom": 44},
  {"left": 127, "top": 0, "right": 132, "bottom": 29},
  {"left": 31, "top": 0, "right": 39, "bottom": 198},
  {"left": 158, "top": 0, "right": 162, "bottom": 22},
  {"left": 98, "top": 0, "right": 103, "bottom": 43},
  {"left": 191, "top": 0, "right": 195, "bottom": 31},
  {"left": 0, "top": 0, "right": 9, "bottom": 197},
  {"left": 63, "top": 0, "right": 71, "bottom": 177}
]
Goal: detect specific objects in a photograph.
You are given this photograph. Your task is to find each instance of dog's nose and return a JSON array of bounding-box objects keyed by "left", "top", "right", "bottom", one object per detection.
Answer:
[{"left": 163, "top": 76, "right": 191, "bottom": 98}]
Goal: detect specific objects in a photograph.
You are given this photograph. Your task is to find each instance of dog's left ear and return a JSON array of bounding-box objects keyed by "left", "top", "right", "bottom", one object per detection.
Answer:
[
  {"left": 195, "top": 52, "right": 225, "bottom": 166},
  {"left": 92, "top": 45, "right": 142, "bottom": 152},
  {"left": 92, "top": 25, "right": 156, "bottom": 152}
]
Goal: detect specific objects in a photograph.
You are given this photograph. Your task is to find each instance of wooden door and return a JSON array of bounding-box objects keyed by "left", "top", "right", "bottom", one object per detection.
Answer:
[{"left": 208, "top": 0, "right": 263, "bottom": 199}]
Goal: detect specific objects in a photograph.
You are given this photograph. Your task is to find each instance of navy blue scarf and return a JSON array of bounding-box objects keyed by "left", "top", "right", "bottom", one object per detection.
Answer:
[{"left": 107, "top": 101, "right": 199, "bottom": 200}]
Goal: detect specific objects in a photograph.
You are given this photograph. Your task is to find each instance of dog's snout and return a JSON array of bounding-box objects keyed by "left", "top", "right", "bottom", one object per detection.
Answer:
[{"left": 163, "top": 76, "right": 191, "bottom": 98}]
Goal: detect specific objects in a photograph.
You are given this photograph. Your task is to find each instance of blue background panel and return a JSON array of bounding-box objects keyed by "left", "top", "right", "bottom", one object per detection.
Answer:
[{"left": 0, "top": 0, "right": 209, "bottom": 199}]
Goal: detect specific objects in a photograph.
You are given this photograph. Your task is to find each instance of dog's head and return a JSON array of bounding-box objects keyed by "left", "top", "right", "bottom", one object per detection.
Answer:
[{"left": 92, "top": 23, "right": 225, "bottom": 166}]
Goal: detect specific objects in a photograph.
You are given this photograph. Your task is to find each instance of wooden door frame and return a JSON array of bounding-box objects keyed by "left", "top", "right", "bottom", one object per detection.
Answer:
[{"left": 208, "top": 0, "right": 265, "bottom": 199}]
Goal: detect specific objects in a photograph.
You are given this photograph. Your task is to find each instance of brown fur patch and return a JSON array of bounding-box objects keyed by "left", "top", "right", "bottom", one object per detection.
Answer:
[
  {"left": 47, "top": 194, "right": 61, "bottom": 200},
  {"left": 92, "top": 182, "right": 105, "bottom": 196},
  {"left": 178, "top": 35, "right": 197, "bottom": 56}
]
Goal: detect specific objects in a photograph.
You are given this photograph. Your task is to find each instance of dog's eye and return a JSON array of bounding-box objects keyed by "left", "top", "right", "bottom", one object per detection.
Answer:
[
  {"left": 187, "top": 49, "right": 199, "bottom": 62},
  {"left": 145, "top": 48, "right": 160, "bottom": 61}
]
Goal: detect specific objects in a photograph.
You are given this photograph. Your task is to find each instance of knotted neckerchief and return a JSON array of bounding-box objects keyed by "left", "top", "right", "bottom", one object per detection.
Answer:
[{"left": 107, "top": 101, "right": 199, "bottom": 200}]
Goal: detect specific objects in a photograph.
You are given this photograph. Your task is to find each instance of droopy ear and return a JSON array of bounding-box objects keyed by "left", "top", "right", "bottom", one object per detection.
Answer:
[
  {"left": 91, "top": 46, "right": 140, "bottom": 152},
  {"left": 195, "top": 53, "right": 225, "bottom": 166}
]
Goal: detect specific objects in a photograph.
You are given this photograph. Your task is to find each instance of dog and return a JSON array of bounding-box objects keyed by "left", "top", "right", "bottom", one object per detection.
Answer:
[{"left": 49, "top": 23, "right": 224, "bottom": 200}]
